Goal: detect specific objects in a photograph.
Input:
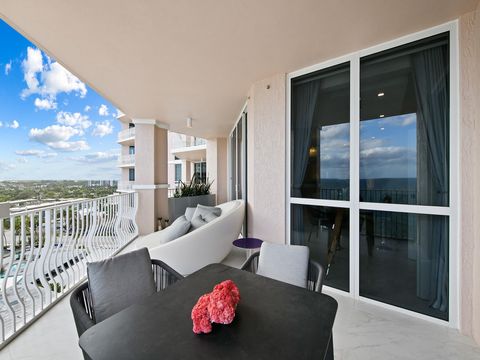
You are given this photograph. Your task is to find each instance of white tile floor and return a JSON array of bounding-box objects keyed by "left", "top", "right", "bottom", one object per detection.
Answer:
[{"left": 1, "top": 246, "right": 479, "bottom": 360}]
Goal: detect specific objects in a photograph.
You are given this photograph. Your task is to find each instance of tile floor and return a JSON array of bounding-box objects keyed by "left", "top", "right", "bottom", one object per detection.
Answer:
[{"left": 0, "top": 246, "right": 479, "bottom": 360}]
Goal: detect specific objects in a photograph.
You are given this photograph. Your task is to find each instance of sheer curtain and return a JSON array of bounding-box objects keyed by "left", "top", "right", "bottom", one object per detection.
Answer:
[
  {"left": 291, "top": 80, "right": 319, "bottom": 245},
  {"left": 413, "top": 44, "right": 449, "bottom": 312}
]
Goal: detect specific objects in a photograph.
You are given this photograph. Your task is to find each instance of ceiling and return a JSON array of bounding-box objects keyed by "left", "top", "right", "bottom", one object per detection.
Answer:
[{"left": 0, "top": 0, "right": 477, "bottom": 139}]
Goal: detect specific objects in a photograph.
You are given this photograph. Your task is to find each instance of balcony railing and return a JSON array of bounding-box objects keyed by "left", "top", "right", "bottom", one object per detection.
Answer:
[
  {"left": 117, "top": 181, "right": 134, "bottom": 192},
  {"left": 118, "top": 154, "right": 135, "bottom": 167},
  {"left": 117, "top": 127, "right": 135, "bottom": 142},
  {"left": 0, "top": 192, "right": 138, "bottom": 346}
]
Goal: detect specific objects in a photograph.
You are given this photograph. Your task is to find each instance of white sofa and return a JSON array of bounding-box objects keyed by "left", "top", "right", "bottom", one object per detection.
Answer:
[{"left": 134, "top": 200, "right": 245, "bottom": 275}]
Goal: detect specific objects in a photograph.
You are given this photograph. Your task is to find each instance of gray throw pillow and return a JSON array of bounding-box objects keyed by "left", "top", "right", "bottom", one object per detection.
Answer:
[
  {"left": 203, "top": 212, "right": 219, "bottom": 223},
  {"left": 159, "top": 215, "right": 191, "bottom": 243},
  {"left": 184, "top": 207, "right": 196, "bottom": 222},
  {"left": 192, "top": 204, "right": 222, "bottom": 222},
  {"left": 87, "top": 248, "right": 155, "bottom": 323},
  {"left": 190, "top": 215, "right": 207, "bottom": 231}
]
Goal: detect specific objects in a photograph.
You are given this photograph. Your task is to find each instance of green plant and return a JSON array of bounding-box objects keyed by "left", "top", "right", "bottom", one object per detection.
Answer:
[{"left": 174, "top": 174, "right": 214, "bottom": 198}]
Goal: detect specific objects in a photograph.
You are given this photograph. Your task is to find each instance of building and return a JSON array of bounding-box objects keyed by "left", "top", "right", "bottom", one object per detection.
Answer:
[{"left": 0, "top": 1, "right": 479, "bottom": 359}]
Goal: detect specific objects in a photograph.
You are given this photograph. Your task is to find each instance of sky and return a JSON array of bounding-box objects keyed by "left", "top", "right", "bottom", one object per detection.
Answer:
[
  {"left": 319, "top": 113, "right": 417, "bottom": 179},
  {"left": 0, "top": 19, "right": 121, "bottom": 180}
]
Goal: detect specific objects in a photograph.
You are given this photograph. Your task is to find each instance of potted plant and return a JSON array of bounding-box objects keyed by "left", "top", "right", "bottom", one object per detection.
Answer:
[{"left": 168, "top": 174, "right": 216, "bottom": 221}]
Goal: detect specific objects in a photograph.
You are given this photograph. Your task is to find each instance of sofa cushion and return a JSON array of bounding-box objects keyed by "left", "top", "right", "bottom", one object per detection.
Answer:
[
  {"left": 192, "top": 204, "right": 222, "bottom": 221},
  {"left": 256, "top": 243, "right": 309, "bottom": 288},
  {"left": 87, "top": 248, "right": 155, "bottom": 323},
  {"left": 190, "top": 215, "right": 208, "bottom": 231},
  {"left": 158, "top": 215, "right": 191, "bottom": 243},
  {"left": 184, "top": 207, "right": 196, "bottom": 222},
  {"left": 203, "top": 211, "right": 219, "bottom": 223}
]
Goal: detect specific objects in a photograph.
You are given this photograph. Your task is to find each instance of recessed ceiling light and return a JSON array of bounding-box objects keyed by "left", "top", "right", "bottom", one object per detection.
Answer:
[
  {"left": 379, "top": 114, "right": 385, "bottom": 118},
  {"left": 378, "top": 92, "right": 385, "bottom": 97}
]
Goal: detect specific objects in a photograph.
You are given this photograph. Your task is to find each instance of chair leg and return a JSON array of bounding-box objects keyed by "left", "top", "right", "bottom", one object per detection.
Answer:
[{"left": 324, "top": 333, "right": 334, "bottom": 360}]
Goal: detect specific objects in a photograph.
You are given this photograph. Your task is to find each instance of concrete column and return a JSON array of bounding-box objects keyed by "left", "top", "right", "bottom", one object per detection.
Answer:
[
  {"left": 133, "top": 119, "right": 169, "bottom": 235},
  {"left": 206, "top": 138, "right": 228, "bottom": 204},
  {"left": 181, "top": 160, "right": 191, "bottom": 182}
]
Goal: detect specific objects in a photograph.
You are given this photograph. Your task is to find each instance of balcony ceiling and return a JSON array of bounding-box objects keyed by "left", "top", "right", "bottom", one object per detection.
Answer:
[{"left": 0, "top": 0, "right": 477, "bottom": 139}]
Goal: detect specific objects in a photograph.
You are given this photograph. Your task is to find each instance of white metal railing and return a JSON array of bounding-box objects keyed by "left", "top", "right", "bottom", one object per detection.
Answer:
[
  {"left": 118, "top": 154, "right": 135, "bottom": 166},
  {"left": 0, "top": 192, "right": 138, "bottom": 346},
  {"left": 117, "top": 127, "right": 135, "bottom": 142},
  {"left": 117, "top": 181, "right": 134, "bottom": 192}
]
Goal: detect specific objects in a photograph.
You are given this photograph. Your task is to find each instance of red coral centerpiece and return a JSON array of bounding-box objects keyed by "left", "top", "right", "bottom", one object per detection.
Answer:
[{"left": 191, "top": 280, "right": 240, "bottom": 334}]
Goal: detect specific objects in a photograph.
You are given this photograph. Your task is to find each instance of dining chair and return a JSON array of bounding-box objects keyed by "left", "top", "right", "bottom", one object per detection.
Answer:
[
  {"left": 70, "top": 248, "right": 183, "bottom": 339},
  {"left": 241, "top": 243, "right": 324, "bottom": 293}
]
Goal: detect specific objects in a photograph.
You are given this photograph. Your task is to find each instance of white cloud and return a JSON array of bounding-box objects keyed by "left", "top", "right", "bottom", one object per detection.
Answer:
[
  {"left": 16, "top": 157, "right": 28, "bottom": 164},
  {"left": 15, "top": 149, "right": 58, "bottom": 158},
  {"left": 98, "top": 104, "right": 109, "bottom": 116},
  {"left": 15, "top": 149, "right": 43, "bottom": 156},
  {"left": 39, "top": 152, "right": 58, "bottom": 158},
  {"left": 84, "top": 105, "right": 91, "bottom": 112},
  {"left": 34, "top": 97, "right": 57, "bottom": 110},
  {"left": 29, "top": 124, "right": 79, "bottom": 143},
  {"left": 56, "top": 111, "right": 92, "bottom": 134},
  {"left": 71, "top": 151, "right": 118, "bottom": 163},
  {"left": 47, "top": 140, "right": 89, "bottom": 152},
  {"left": 92, "top": 120, "right": 113, "bottom": 137},
  {"left": 21, "top": 46, "right": 87, "bottom": 101},
  {"left": 4, "top": 61, "right": 12, "bottom": 75},
  {"left": 0, "top": 161, "right": 16, "bottom": 171},
  {"left": 29, "top": 124, "right": 88, "bottom": 151},
  {"left": 6, "top": 120, "right": 20, "bottom": 129}
]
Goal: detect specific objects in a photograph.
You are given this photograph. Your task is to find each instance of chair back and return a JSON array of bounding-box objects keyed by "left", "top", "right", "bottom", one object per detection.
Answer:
[
  {"left": 256, "top": 243, "right": 310, "bottom": 288},
  {"left": 86, "top": 248, "right": 156, "bottom": 323}
]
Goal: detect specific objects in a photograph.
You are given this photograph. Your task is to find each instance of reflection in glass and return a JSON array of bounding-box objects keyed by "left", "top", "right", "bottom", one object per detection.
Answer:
[
  {"left": 291, "top": 63, "right": 350, "bottom": 200},
  {"left": 291, "top": 204, "right": 349, "bottom": 291},
  {"left": 359, "top": 210, "right": 448, "bottom": 320},
  {"left": 360, "top": 33, "right": 449, "bottom": 206}
]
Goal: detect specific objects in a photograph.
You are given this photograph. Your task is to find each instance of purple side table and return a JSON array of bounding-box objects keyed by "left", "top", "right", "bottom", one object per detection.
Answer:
[{"left": 233, "top": 238, "right": 263, "bottom": 259}]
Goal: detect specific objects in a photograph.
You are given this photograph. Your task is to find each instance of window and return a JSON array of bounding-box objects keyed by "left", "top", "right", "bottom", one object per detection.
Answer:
[
  {"left": 175, "top": 164, "right": 182, "bottom": 182},
  {"left": 128, "top": 168, "right": 135, "bottom": 182},
  {"left": 289, "top": 29, "right": 454, "bottom": 322},
  {"left": 194, "top": 162, "right": 206, "bottom": 183},
  {"left": 129, "top": 146, "right": 135, "bottom": 155}
]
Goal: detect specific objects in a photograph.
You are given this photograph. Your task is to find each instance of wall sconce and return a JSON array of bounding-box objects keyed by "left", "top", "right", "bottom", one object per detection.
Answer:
[
  {"left": 187, "top": 117, "right": 193, "bottom": 128},
  {"left": 309, "top": 147, "right": 317, "bottom": 157}
]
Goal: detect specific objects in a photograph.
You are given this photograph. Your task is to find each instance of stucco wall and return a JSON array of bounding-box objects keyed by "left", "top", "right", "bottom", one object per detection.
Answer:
[
  {"left": 246, "top": 73, "right": 286, "bottom": 244},
  {"left": 459, "top": 2, "right": 480, "bottom": 344}
]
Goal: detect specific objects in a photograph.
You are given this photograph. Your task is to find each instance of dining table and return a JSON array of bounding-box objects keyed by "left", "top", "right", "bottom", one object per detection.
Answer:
[{"left": 79, "top": 263, "right": 338, "bottom": 359}]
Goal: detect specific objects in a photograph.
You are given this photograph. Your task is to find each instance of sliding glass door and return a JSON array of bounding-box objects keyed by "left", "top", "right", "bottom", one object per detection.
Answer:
[{"left": 289, "top": 27, "right": 455, "bottom": 322}]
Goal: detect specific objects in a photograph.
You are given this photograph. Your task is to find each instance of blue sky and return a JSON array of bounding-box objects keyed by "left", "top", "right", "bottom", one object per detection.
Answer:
[
  {"left": 0, "top": 19, "right": 121, "bottom": 180},
  {"left": 319, "top": 113, "right": 417, "bottom": 179}
]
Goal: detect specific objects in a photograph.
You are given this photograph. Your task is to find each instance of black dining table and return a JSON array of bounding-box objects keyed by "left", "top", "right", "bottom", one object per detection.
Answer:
[{"left": 79, "top": 263, "right": 338, "bottom": 360}]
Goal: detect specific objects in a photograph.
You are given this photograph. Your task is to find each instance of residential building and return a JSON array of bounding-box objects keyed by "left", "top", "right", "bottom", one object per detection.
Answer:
[{"left": 0, "top": 1, "right": 479, "bottom": 359}]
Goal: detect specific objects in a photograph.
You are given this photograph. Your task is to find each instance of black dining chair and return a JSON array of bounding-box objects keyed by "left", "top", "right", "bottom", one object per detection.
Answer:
[
  {"left": 70, "top": 248, "right": 183, "bottom": 358},
  {"left": 241, "top": 249, "right": 325, "bottom": 293}
]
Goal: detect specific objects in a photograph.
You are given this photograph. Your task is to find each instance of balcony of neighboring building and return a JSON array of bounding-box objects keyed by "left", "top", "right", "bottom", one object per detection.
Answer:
[
  {"left": 117, "top": 127, "right": 135, "bottom": 145},
  {"left": 118, "top": 154, "right": 135, "bottom": 168},
  {"left": 170, "top": 136, "right": 207, "bottom": 162}
]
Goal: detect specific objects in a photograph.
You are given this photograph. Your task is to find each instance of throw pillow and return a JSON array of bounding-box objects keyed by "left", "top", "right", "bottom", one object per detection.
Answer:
[
  {"left": 190, "top": 215, "right": 208, "bottom": 231},
  {"left": 192, "top": 204, "right": 222, "bottom": 222},
  {"left": 158, "top": 215, "right": 191, "bottom": 244},
  {"left": 184, "top": 207, "right": 196, "bottom": 222}
]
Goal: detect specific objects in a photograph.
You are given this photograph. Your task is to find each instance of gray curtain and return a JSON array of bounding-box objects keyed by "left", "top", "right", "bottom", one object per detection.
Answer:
[
  {"left": 413, "top": 45, "right": 449, "bottom": 312},
  {"left": 291, "top": 80, "right": 319, "bottom": 245}
]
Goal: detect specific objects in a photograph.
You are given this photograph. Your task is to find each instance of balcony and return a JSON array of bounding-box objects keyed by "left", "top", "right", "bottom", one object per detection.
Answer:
[
  {"left": 118, "top": 154, "right": 135, "bottom": 168},
  {"left": 0, "top": 193, "right": 138, "bottom": 349},
  {"left": 117, "top": 128, "right": 135, "bottom": 145},
  {"left": 117, "top": 181, "right": 135, "bottom": 192}
]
